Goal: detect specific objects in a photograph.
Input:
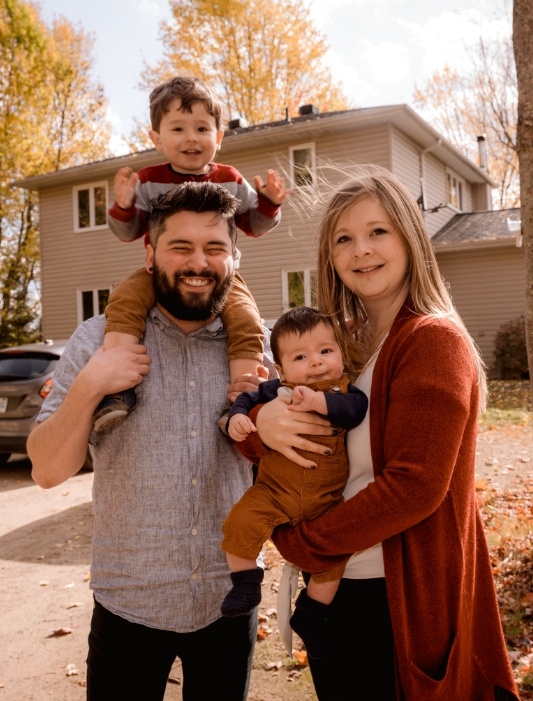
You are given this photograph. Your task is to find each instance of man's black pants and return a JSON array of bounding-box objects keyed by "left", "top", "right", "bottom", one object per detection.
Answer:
[{"left": 87, "top": 598, "right": 257, "bottom": 700}]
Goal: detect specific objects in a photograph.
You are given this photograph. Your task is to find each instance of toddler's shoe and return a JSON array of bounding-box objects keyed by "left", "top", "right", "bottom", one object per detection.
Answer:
[{"left": 93, "top": 388, "right": 137, "bottom": 433}]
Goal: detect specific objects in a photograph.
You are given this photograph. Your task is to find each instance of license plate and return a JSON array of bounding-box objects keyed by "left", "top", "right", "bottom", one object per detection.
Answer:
[{"left": 0, "top": 397, "right": 7, "bottom": 413}]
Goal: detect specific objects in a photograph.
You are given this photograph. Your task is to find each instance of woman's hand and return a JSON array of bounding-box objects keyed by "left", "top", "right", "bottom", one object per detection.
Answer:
[{"left": 256, "top": 397, "right": 334, "bottom": 468}]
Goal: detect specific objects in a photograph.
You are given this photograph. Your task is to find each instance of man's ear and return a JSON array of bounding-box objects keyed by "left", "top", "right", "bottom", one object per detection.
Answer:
[
  {"left": 146, "top": 245, "right": 155, "bottom": 273},
  {"left": 149, "top": 130, "right": 163, "bottom": 152}
]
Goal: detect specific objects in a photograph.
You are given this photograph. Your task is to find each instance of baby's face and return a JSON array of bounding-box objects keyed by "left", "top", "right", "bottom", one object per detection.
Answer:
[
  {"left": 276, "top": 322, "right": 344, "bottom": 385},
  {"left": 149, "top": 98, "right": 224, "bottom": 175}
]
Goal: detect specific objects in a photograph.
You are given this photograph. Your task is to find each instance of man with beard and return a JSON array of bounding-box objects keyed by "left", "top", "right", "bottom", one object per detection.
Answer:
[{"left": 28, "top": 181, "right": 277, "bottom": 701}]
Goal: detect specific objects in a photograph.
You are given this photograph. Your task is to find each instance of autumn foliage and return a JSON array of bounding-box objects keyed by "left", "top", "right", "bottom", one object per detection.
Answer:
[{"left": 140, "top": 0, "right": 350, "bottom": 128}]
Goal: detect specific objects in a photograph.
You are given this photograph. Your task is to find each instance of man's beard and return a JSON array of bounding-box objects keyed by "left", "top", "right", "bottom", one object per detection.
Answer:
[{"left": 152, "top": 262, "right": 233, "bottom": 322}]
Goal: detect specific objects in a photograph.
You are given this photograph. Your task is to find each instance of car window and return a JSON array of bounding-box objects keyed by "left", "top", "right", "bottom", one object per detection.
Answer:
[{"left": 0, "top": 355, "right": 59, "bottom": 381}]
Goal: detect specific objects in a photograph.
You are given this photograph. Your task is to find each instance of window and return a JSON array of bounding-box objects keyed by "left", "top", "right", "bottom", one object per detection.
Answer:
[
  {"left": 289, "top": 143, "right": 316, "bottom": 188},
  {"left": 282, "top": 269, "right": 317, "bottom": 311},
  {"left": 446, "top": 171, "right": 464, "bottom": 211},
  {"left": 77, "top": 288, "right": 110, "bottom": 323},
  {"left": 73, "top": 182, "right": 108, "bottom": 232}
]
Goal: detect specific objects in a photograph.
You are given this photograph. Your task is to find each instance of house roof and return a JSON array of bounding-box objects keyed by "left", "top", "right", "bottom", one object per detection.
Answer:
[
  {"left": 14, "top": 104, "right": 495, "bottom": 190},
  {"left": 432, "top": 207, "right": 522, "bottom": 251}
]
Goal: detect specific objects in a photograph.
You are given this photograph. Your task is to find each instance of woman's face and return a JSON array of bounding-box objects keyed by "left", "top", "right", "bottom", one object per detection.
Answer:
[{"left": 331, "top": 197, "right": 410, "bottom": 314}]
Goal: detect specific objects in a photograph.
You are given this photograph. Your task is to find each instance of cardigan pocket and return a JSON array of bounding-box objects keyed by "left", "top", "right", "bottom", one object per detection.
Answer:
[{"left": 405, "top": 633, "right": 462, "bottom": 699}]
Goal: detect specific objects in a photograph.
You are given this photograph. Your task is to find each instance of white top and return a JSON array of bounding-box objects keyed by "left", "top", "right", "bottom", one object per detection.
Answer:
[{"left": 343, "top": 350, "right": 385, "bottom": 579}]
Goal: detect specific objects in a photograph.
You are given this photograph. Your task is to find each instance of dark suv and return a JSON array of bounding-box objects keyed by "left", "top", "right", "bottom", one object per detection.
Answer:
[{"left": 0, "top": 339, "right": 69, "bottom": 465}]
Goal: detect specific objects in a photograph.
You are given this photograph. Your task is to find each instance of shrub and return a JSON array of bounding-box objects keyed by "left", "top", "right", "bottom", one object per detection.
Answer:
[{"left": 494, "top": 315, "right": 529, "bottom": 380}]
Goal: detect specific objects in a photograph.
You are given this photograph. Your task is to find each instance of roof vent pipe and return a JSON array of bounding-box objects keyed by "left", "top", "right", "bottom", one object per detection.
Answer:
[{"left": 477, "top": 134, "right": 487, "bottom": 169}]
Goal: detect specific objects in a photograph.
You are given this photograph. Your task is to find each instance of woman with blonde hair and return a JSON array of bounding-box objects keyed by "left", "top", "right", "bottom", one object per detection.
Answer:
[{"left": 241, "top": 166, "right": 519, "bottom": 700}]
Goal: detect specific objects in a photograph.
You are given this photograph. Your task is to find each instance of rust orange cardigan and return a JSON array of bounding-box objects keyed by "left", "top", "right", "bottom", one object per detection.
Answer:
[{"left": 241, "top": 305, "right": 519, "bottom": 700}]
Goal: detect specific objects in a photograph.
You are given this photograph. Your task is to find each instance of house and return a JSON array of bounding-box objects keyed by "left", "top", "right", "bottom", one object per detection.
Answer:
[
  {"left": 432, "top": 208, "right": 525, "bottom": 374},
  {"left": 15, "top": 104, "right": 525, "bottom": 373}
]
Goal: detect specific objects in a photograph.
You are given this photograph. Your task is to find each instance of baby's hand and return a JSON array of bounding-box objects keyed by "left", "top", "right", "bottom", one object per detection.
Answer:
[
  {"left": 253, "top": 170, "right": 290, "bottom": 205},
  {"left": 228, "top": 414, "right": 257, "bottom": 442},
  {"left": 290, "top": 386, "right": 320, "bottom": 412},
  {"left": 114, "top": 167, "right": 139, "bottom": 209}
]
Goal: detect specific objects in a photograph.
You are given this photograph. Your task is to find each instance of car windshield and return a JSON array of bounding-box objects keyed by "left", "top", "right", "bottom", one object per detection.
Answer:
[{"left": 0, "top": 354, "right": 59, "bottom": 381}]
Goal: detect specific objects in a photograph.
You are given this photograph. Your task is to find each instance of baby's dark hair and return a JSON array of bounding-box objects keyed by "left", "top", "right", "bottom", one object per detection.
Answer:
[
  {"left": 270, "top": 306, "right": 335, "bottom": 365},
  {"left": 149, "top": 76, "right": 223, "bottom": 131},
  {"left": 149, "top": 181, "right": 238, "bottom": 247}
]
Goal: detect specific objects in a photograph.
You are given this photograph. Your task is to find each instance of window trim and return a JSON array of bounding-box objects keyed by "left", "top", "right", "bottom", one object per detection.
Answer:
[
  {"left": 445, "top": 170, "right": 465, "bottom": 212},
  {"left": 289, "top": 142, "right": 316, "bottom": 189},
  {"left": 73, "top": 181, "right": 109, "bottom": 232},
  {"left": 76, "top": 287, "right": 112, "bottom": 324},
  {"left": 281, "top": 268, "right": 316, "bottom": 311}
]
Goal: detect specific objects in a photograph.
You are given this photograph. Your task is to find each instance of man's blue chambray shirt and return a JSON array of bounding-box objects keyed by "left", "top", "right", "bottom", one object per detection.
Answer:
[{"left": 37, "top": 307, "right": 274, "bottom": 633}]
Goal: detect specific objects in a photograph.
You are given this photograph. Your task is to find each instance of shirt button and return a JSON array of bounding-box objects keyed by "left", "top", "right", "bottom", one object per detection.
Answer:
[
  {"left": 191, "top": 528, "right": 198, "bottom": 535},
  {"left": 189, "top": 380, "right": 196, "bottom": 388},
  {"left": 191, "top": 573, "right": 198, "bottom": 580},
  {"left": 191, "top": 478, "right": 198, "bottom": 486},
  {"left": 190, "top": 430, "right": 197, "bottom": 437}
]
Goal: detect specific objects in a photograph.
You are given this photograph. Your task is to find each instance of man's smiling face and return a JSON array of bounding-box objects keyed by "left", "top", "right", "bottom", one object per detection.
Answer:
[{"left": 146, "top": 209, "right": 235, "bottom": 324}]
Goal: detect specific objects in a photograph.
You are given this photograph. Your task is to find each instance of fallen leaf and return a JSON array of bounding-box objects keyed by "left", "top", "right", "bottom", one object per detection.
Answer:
[
  {"left": 292, "top": 649, "right": 308, "bottom": 667},
  {"left": 65, "top": 663, "right": 78, "bottom": 676},
  {"left": 67, "top": 602, "right": 83, "bottom": 609},
  {"left": 48, "top": 627, "right": 73, "bottom": 638},
  {"left": 167, "top": 676, "right": 181, "bottom": 685},
  {"left": 265, "top": 661, "right": 283, "bottom": 671},
  {"left": 39, "top": 580, "right": 49, "bottom": 586}
]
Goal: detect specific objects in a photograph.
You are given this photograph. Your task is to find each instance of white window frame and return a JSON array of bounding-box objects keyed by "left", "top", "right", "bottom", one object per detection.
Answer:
[
  {"left": 445, "top": 170, "right": 465, "bottom": 212},
  {"left": 289, "top": 142, "right": 316, "bottom": 189},
  {"left": 76, "top": 287, "right": 112, "bottom": 324},
  {"left": 281, "top": 269, "right": 316, "bottom": 312},
  {"left": 73, "top": 181, "right": 109, "bottom": 232}
]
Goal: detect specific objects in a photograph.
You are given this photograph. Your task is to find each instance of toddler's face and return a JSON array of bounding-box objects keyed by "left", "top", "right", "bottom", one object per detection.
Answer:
[
  {"left": 150, "top": 99, "right": 224, "bottom": 175},
  {"left": 276, "top": 322, "right": 344, "bottom": 385}
]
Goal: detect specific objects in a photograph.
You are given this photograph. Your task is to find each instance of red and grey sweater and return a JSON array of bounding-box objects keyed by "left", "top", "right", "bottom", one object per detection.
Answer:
[{"left": 107, "top": 162, "right": 281, "bottom": 244}]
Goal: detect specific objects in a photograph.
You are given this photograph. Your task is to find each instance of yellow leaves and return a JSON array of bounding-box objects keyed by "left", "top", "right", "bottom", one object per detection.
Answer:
[{"left": 143, "top": 0, "right": 349, "bottom": 126}]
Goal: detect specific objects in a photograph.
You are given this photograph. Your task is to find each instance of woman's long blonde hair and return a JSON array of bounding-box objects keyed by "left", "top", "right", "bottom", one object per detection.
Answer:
[{"left": 315, "top": 164, "right": 487, "bottom": 410}]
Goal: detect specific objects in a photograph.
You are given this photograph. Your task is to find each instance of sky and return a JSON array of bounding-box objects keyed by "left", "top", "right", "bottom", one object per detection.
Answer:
[{"left": 36, "top": 0, "right": 512, "bottom": 156}]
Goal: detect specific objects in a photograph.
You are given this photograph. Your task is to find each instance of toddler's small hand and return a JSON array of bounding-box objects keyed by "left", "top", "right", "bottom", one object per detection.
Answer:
[{"left": 253, "top": 170, "right": 290, "bottom": 205}]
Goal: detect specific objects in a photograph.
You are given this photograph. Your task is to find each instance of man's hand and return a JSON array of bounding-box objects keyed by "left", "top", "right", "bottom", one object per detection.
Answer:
[
  {"left": 114, "top": 167, "right": 139, "bottom": 209},
  {"left": 253, "top": 170, "right": 290, "bottom": 205},
  {"left": 82, "top": 345, "right": 151, "bottom": 398},
  {"left": 228, "top": 414, "right": 257, "bottom": 442},
  {"left": 227, "top": 364, "right": 268, "bottom": 403}
]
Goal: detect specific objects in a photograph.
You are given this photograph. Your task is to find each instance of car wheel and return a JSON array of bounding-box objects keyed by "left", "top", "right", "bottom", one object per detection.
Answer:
[{"left": 0, "top": 453, "right": 11, "bottom": 467}]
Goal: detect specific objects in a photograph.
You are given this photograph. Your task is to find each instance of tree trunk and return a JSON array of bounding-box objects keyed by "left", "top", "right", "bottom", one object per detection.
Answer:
[{"left": 513, "top": 0, "right": 533, "bottom": 407}]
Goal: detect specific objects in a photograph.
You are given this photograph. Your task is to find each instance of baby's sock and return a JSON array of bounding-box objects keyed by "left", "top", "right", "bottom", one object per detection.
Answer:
[
  {"left": 289, "top": 588, "right": 329, "bottom": 660},
  {"left": 220, "top": 567, "right": 264, "bottom": 617}
]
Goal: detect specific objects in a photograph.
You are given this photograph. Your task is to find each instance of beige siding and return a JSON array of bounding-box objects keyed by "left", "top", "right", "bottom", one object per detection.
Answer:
[
  {"left": 227, "top": 126, "right": 393, "bottom": 323},
  {"left": 39, "top": 182, "right": 146, "bottom": 338},
  {"left": 390, "top": 128, "right": 421, "bottom": 198},
  {"left": 436, "top": 246, "right": 526, "bottom": 372},
  {"left": 32, "top": 113, "right": 496, "bottom": 342}
]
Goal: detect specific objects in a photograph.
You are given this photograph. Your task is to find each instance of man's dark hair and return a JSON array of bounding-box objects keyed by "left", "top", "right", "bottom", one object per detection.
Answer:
[
  {"left": 149, "top": 181, "right": 238, "bottom": 247},
  {"left": 149, "top": 76, "right": 223, "bottom": 131},
  {"left": 270, "top": 306, "right": 336, "bottom": 365}
]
